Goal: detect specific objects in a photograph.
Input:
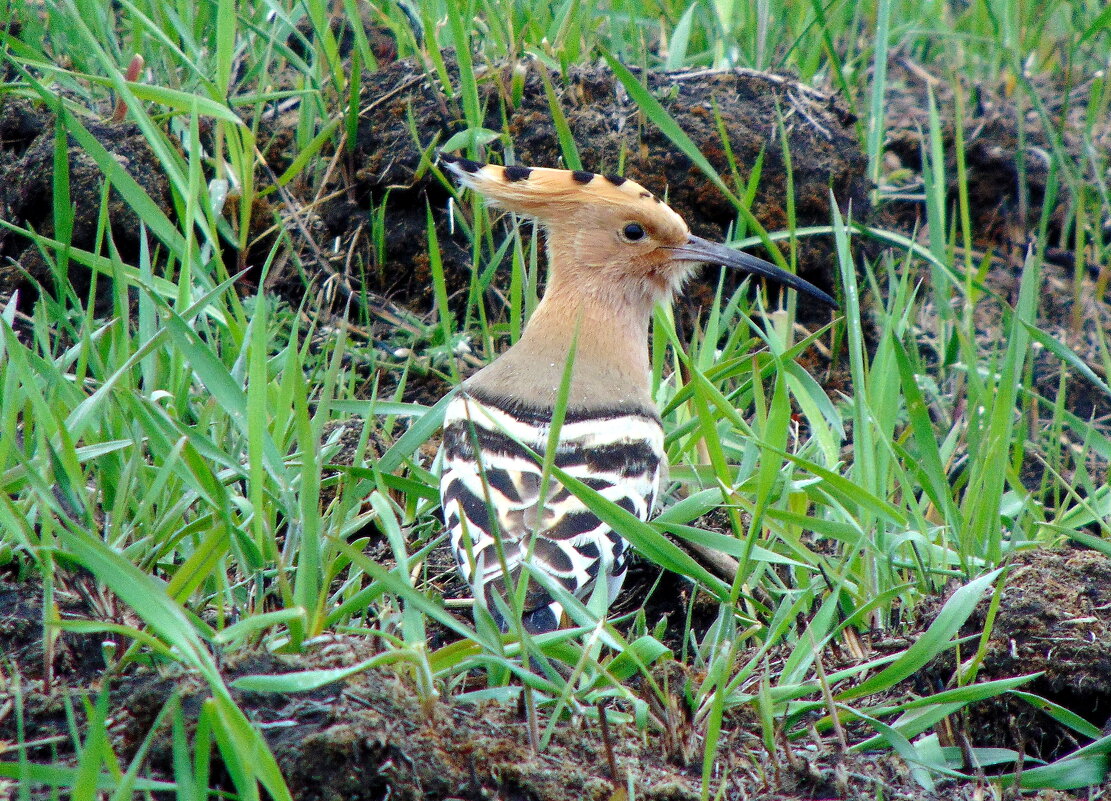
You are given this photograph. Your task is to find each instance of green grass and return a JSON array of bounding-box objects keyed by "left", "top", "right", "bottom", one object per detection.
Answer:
[{"left": 2, "top": 0, "right": 1111, "bottom": 797}]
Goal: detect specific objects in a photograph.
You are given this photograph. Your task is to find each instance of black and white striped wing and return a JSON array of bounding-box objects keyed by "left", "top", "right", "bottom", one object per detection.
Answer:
[{"left": 438, "top": 393, "right": 664, "bottom": 633}]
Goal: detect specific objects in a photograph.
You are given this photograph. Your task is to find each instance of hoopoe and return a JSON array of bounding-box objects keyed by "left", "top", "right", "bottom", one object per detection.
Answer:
[{"left": 438, "top": 153, "right": 836, "bottom": 634}]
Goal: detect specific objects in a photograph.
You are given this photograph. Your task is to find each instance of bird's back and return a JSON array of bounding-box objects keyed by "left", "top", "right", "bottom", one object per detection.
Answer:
[{"left": 439, "top": 389, "right": 664, "bottom": 633}]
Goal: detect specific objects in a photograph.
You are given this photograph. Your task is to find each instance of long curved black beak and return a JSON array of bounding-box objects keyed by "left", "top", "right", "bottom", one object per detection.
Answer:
[{"left": 667, "top": 235, "right": 838, "bottom": 308}]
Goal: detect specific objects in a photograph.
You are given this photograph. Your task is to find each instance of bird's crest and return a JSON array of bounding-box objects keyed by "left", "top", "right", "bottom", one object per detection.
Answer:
[{"left": 439, "top": 153, "right": 687, "bottom": 236}]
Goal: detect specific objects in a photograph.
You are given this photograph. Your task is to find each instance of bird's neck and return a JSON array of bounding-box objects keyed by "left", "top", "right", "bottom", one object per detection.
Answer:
[
  {"left": 466, "top": 275, "right": 658, "bottom": 416},
  {"left": 525, "top": 278, "right": 654, "bottom": 375}
]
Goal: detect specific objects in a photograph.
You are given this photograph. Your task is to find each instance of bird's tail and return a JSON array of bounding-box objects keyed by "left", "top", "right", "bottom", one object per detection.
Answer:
[
  {"left": 484, "top": 591, "right": 565, "bottom": 634},
  {"left": 520, "top": 600, "right": 564, "bottom": 634}
]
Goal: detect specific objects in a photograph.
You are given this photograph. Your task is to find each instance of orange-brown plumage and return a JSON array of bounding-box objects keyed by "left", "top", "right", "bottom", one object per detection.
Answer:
[{"left": 446, "top": 158, "right": 692, "bottom": 412}]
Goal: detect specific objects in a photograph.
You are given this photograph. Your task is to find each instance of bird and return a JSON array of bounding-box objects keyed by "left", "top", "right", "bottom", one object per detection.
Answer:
[{"left": 437, "top": 153, "right": 837, "bottom": 634}]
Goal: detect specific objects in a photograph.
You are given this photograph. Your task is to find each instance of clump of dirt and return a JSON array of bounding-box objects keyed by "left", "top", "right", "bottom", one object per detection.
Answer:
[
  {"left": 0, "top": 575, "right": 109, "bottom": 684},
  {"left": 0, "top": 611, "right": 981, "bottom": 801},
  {"left": 281, "top": 58, "right": 867, "bottom": 329},
  {"left": 264, "top": 659, "right": 686, "bottom": 801},
  {"left": 883, "top": 56, "right": 1109, "bottom": 259},
  {"left": 287, "top": 12, "right": 399, "bottom": 67},
  {"left": 0, "top": 96, "right": 46, "bottom": 155},
  {"left": 5, "top": 569, "right": 1109, "bottom": 800},
  {"left": 984, "top": 549, "right": 1111, "bottom": 691},
  {"left": 0, "top": 97, "right": 173, "bottom": 315},
  {"left": 921, "top": 547, "right": 1111, "bottom": 762}
]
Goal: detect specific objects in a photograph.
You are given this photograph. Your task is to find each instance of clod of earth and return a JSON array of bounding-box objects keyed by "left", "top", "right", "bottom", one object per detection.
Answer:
[
  {"left": 0, "top": 97, "right": 173, "bottom": 315},
  {"left": 297, "top": 58, "right": 869, "bottom": 328},
  {"left": 917, "top": 548, "right": 1111, "bottom": 762},
  {"left": 0, "top": 621, "right": 991, "bottom": 801}
]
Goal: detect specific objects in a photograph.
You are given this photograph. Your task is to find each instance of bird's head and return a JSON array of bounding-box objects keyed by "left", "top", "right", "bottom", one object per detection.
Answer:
[{"left": 440, "top": 154, "right": 837, "bottom": 310}]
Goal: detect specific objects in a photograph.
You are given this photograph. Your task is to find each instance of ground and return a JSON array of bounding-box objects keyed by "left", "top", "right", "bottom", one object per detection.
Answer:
[{"left": 4, "top": 547, "right": 1111, "bottom": 799}]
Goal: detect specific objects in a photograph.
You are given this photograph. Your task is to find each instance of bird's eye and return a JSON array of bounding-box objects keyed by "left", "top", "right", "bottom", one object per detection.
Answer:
[{"left": 622, "top": 222, "right": 646, "bottom": 242}]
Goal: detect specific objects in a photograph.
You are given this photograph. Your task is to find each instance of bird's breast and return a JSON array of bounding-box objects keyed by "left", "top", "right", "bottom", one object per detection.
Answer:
[
  {"left": 438, "top": 390, "right": 667, "bottom": 626},
  {"left": 441, "top": 391, "right": 665, "bottom": 475}
]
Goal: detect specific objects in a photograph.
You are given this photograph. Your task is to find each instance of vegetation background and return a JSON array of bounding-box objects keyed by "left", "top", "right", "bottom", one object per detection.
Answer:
[{"left": 0, "top": 0, "right": 1109, "bottom": 798}]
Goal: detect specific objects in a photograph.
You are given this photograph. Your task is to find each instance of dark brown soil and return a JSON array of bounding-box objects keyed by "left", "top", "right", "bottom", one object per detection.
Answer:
[
  {"left": 316, "top": 58, "right": 867, "bottom": 328},
  {"left": 913, "top": 547, "right": 1111, "bottom": 764},
  {"left": 5, "top": 559, "right": 1111, "bottom": 800},
  {"left": 0, "top": 96, "right": 173, "bottom": 316},
  {"left": 0, "top": 574, "right": 116, "bottom": 685},
  {"left": 983, "top": 549, "right": 1111, "bottom": 697},
  {"left": 882, "top": 56, "right": 1109, "bottom": 260}
]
